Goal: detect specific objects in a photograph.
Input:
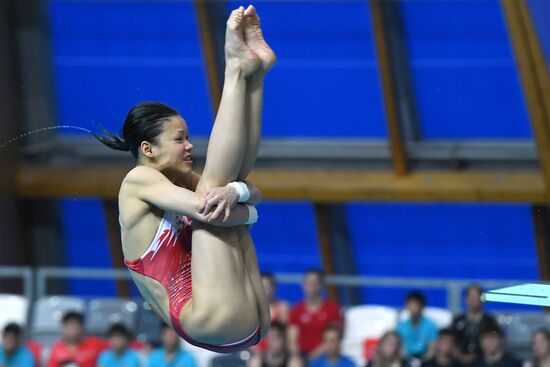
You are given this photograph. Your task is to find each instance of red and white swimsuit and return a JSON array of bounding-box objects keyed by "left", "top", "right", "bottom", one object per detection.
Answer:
[{"left": 124, "top": 210, "right": 260, "bottom": 353}]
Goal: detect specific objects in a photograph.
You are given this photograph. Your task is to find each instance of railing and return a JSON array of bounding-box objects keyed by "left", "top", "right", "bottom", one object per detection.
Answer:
[
  {"left": 35, "top": 267, "right": 131, "bottom": 301},
  {"left": 20, "top": 266, "right": 540, "bottom": 313},
  {"left": 0, "top": 266, "right": 539, "bottom": 313},
  {"left": 0, "top": 266, "right": 33, "bottom": 301},
  {"left": 277, "top": 273, "right": 539, "bottom": 313}
]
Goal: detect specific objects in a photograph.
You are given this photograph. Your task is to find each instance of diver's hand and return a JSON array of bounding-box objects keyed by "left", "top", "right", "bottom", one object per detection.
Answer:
[{"left": 198, "top": 186, "right": 239, "bottom": 222}]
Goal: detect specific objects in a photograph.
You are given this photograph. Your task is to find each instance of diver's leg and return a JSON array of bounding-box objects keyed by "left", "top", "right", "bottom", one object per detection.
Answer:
[
  {"left": 232, "top": 7, "right": 274, "bottom": 340},
  {"left": 238, "top": 225, "right": 271, "bottom": 339},
  {"left": 196, "top": 7, "right": 260, "bottom": 191},
  {"left": 237, "top": 75, "right": 264, "bottom": 180},
  {"left": 181, "top": 7, "right": 261, "bottom": 345},
  {"left": 238, "top": 6, "right": 276, "bottom": 179}
]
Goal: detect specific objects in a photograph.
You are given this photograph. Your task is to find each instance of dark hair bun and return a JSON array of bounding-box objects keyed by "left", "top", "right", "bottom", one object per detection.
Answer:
[{"left": 92, "top": 125, "right": 130, "bottom": 152}]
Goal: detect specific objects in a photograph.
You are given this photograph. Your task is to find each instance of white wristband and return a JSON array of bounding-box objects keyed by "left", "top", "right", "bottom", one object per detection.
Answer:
[
  {"left": 245, "top": 205, "right": 258, "bottom": 225},
  {"left": 227, "top": 181, "right": 250, "bottom": 203}
]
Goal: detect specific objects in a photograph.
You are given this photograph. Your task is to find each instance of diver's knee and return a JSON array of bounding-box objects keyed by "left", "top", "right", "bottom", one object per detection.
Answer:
[{"left": 195, "top": 177, "right": 224, "bottom": 195}]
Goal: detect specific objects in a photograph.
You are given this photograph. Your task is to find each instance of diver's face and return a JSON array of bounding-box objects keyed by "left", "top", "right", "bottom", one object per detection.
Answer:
[{"left": 153, "top": 116, "right": 194, "bottom": 175}]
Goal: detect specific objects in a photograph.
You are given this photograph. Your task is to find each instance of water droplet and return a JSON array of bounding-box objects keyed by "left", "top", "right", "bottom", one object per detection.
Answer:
[{"left": 0, "top": 125, "right": 93, "bottom": 149}]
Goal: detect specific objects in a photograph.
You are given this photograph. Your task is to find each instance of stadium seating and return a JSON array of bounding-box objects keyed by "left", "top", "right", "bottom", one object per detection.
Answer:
[
  {"left": 496, "top": 312, "right": 550, "bottom": 362},
  {"left": 342, "top": 305, "right": 399, "bottom": 366},
  {"left": 31, "top": 296, "right": 88, "bottom": 364},
  {"left": 31, "top": 296, "right": 86, "bottom": 334},
  {"left": 134, "top": 299, "right": 162, "bottom": 346},
  {"left": 0, "top": 294, "right": 29, "bottom": 331},
  {"left": 85, "top": 298, "right": 138, "bottom": 335}
]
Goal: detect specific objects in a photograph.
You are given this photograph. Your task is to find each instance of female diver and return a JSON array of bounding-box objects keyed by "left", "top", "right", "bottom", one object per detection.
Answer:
[{"left": 94, "top": 5, "right": 276, "bottom": 353}]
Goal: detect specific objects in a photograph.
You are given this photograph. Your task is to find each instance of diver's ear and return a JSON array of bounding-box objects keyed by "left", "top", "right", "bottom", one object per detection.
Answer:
[{"left": 140, "top": 141, "right": 155, "bottom": 158}]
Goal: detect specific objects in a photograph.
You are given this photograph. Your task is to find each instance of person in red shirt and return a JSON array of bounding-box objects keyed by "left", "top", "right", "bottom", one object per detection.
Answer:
[
  {"left": 46, "top": 311, "right": 108, "bottom": 367},
  {"left": 288, "top": 269, "right": 342, "bottom": 361},
  {"left": 25, "top": 340, "right": 41, "bottom": 367}
]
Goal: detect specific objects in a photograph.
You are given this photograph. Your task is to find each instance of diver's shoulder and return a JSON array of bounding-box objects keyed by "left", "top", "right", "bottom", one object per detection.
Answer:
[{"left": 123, "top": 166, "right": 164, "bottom": 186}]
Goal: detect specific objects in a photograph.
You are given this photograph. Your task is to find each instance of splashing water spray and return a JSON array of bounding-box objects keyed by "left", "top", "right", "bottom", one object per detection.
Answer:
[{"left": 0, "top": 125, "right": 93, "bottom": 149}]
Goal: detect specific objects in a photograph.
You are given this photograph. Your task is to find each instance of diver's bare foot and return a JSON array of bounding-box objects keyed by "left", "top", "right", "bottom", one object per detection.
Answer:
[
  {"left": 244, "top": 5, "right": 276, "bottom": 74},
  {"left": 225, "top": 6, "right": 261, "bottom": 77}
]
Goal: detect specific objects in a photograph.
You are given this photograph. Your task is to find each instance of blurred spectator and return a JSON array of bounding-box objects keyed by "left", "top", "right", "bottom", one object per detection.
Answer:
[
  {"left": 262, "top": 273, "right": 290, "bottom": 324},
  {"left": 255, "top": 273, "right": 291, "bottom": 353},
  {"left": 25, "top": 340, "right": 42, "bottom": 367},
  {"left": 47, "top": 311, "right": 108, "bottom": 367},
  {"left": 420, "top": 329, "right": 461, "bottom": 367},
  {"left": 147, "top": 323, "right": 196, "bottom": 367},
  {"left": 397, "top": 291, "right": 438, "bottom": 359},
  {"left": 97, "top": 323, "right": 140, "bottom": 367},
  {"left": 367, "top": 331, "right": 410, "bottom": 367},
  {"left": 288, "top": 269, "right": 342, "bottom": 360},
  {"left": 451, "top": 284, "right": 497, "bottom": 364},
  {"left": 469, "top": 324, "right": 521, "bottom": 367},
  {"left": 531, "top": 329, "right": 550, "bottom": 367},
  {"left": 248, "top": 322, "right": 303, "bottom": 367},
  {"left": 309, "top": 325, "right": 355, "bottom": 367},
  {"left": 211, "top": 352, "right": 251, "bottom": 367},
  {"left": 0, "top": 323, "right": 34, "bottom": 367}
]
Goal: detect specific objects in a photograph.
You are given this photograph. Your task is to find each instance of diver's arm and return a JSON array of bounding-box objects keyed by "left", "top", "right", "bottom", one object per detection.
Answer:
[
  {"left": 243, "top": 180, "right": 262, "bottom": 206},
  {"left": 126, "top": 166, "right": 254, "bottom": 227}
]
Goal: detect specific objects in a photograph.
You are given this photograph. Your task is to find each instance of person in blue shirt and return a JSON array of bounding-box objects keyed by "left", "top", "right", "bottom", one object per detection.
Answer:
[
  {"left": 97, "top": 323, "right": 140, "bottom": 367},
  {"left": 147, "top": 323, "right": 196, "bottom": 367},
  {"left": 310, "top": 324, "right": 355, "bottom": 367},
  {"left": 397, "top": 291, "right": 439, "bottom": 359},
  {"left": 0, "top": 323, "right": 34, "bottom": 367}
]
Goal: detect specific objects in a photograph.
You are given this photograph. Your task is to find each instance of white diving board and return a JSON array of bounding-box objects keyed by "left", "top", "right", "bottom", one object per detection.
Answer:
[{"left": 482, "top": 283, "right": 550, "bottom": 307}]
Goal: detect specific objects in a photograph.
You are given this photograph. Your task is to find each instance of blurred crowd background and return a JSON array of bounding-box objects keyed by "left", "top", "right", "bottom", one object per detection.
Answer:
[{"left": 3, "top": 271, "right": 550, "bottom": 367}]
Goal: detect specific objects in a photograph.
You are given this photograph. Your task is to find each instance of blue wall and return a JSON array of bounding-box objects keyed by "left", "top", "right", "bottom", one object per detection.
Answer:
[
  {"left": 226, "top": 0, "right": 387, "bottom": 137},
  {"left": 529, "top": 0, "right": 550, "bottom": 70},
  {"left": 347, "top": 203, "right": 538, "bottom": 310},
  {"left": 49, "top": 1, "right": 213, "bottom": 136},
  {"left": 400, "top": 0, "right": 532, "bottom": 139},
  {"left": 50, "top": 0, "right": 542, "bottom": 309},
  {"left": 62, "top": 198, "right": 116, "bottom": 296}
]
